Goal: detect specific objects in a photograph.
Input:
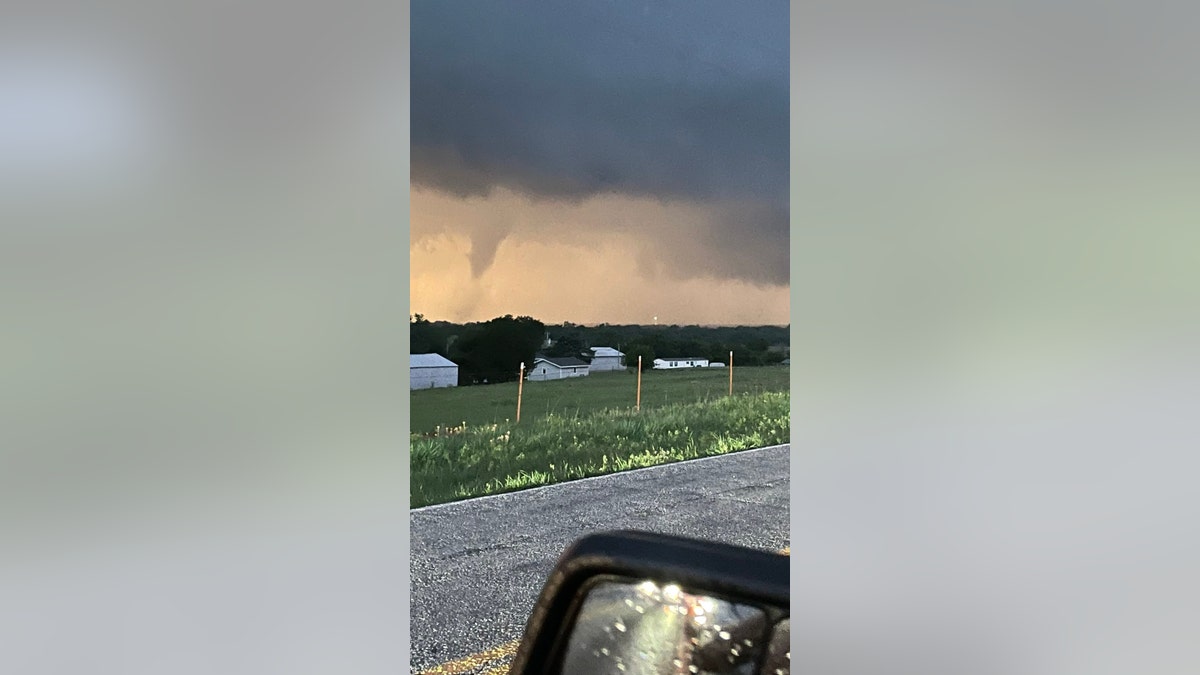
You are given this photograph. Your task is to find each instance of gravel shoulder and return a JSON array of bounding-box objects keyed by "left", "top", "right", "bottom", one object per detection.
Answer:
[{"left": 410, "top": 444, "right": 791, "bottom": 672}]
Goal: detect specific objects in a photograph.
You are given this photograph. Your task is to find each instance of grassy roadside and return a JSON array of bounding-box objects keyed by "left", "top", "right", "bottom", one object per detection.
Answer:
[
  {"left": 410, "top": 365, "right": 789, "bottom": 434},
  {"left": 410, "top": 390, "right": 789, "bottom": 508}
]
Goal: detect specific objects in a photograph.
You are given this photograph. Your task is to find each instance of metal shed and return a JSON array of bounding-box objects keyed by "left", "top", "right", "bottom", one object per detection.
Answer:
[
  {"left": 587, "top": 347, "right": 626, "bottom": 372},
  {"left": 410, "top": 353, "right": 459, "bottom": 389}
]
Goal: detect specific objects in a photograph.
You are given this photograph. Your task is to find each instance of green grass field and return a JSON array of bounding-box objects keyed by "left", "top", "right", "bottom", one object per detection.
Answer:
[
  {"left": 410, "top": 390, "right": 790, "bottom": 508},
  {"left": 410, "top": 365, "right": 789, "bottom": 434}
]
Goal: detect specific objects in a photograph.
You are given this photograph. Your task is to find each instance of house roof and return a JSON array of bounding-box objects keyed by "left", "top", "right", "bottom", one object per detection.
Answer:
[
  {"left": 590, "top": 347, "right": 624, "bottom": 357},
  {"left": 535, "top": 356, "right": 589, "bottom": 368},
  {"left": 655, "top": 357, "right": 707, "bottom": 362},
  {"left": 410, "top": 353, "right": 457, "bottom": 368}
]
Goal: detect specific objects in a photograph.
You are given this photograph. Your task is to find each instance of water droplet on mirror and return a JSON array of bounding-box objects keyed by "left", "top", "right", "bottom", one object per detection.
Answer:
[
  {"left": 719, "top": 631, "right": 732, "bottom": 640},
  {"left": 688, "top": 666, "right": 699, "bottom": 674},
  {"left": 600, "top": 647, "right": 609, "bottom": 656},
  {"left": 614, "top": 620, "right": 626, "bottom": 632}
]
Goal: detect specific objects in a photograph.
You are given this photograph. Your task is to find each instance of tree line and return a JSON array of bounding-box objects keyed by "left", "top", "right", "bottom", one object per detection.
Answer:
[{"left": 411, "top": 315, "right": 789, "bottom": 386}]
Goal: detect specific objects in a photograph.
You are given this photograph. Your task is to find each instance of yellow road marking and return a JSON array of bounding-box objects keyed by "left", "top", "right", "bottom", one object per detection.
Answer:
[
  {"left": 416, "top": 639, "right": 520, "bottom": 675},
  {"left": 420, "top": 545, "right": 790, "bottom": 674}
]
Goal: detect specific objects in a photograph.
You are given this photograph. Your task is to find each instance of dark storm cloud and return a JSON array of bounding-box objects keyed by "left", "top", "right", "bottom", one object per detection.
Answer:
[{"left": 410, "top": 1, "right": 789, "bottom": 252}]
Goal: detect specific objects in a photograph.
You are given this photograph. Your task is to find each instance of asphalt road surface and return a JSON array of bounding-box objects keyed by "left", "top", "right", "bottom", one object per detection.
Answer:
[{"left": 410, "top": 444, "right": 791, "bottom": 674}]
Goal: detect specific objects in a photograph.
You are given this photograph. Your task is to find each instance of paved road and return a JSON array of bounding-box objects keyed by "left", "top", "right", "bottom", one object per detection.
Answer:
[{"left": 409, "top": 445, "right": 791, "bottom": 674}]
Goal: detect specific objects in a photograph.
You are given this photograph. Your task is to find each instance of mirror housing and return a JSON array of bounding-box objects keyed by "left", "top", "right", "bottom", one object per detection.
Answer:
[{"left": 508, "top": 530, "right": 789, "bottom": 675}]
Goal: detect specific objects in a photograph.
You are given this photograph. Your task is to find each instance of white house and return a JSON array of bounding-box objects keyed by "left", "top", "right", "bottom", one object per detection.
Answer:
[
  {"left": 410, "top": 353, "right": 458, "bottom": 389},
  {"left": 588, "top": 347, "right": 625, "bottom": 372},
  {"left": 652, "top": 357, "right": 710, "bottom": 369},
  {"left": 528, "top": 356, "right": 590, "bottom": 381}
]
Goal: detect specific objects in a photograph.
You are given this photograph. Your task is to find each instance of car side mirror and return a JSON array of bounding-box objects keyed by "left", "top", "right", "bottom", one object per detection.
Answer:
[{"left": 507, "top": 530, "right": 790, "bottom": 675}]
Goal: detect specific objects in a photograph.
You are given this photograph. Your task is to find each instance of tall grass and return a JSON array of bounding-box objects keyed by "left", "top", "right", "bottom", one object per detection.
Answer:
[{"left": 410, "top": 391, "right": 789, "bottom": 508}]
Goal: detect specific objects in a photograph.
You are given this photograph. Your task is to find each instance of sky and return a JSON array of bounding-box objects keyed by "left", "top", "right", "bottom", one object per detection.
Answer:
[{"left": 410, "top": 0, "right": 789, "bottom": 326}]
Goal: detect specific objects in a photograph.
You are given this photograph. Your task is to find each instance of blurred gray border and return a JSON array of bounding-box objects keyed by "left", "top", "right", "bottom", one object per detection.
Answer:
[
  {"left": 787, "top": 0, "right": 799, "bottom": 630},
  {"left": 400, "top": 0, "right": 413, "bottom": 666}
]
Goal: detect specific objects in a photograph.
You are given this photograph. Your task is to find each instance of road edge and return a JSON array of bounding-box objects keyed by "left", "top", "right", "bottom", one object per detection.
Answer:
[{"left": 410, "top": 443, "right": 790, "bottom": 514}]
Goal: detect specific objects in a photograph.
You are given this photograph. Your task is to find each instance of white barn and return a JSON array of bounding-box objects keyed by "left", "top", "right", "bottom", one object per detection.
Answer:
[
  {"left": 410, "top": 353, "right": 458, "bottom": 389},
  {"left": 652, "top": 357, "right": 710, "bottom": 369},
  {"left": 588, "top": 347, "right": 625, "bottom": 372},
  {"left": 528, "top": 356, "right": 590, "bottom": 381}
]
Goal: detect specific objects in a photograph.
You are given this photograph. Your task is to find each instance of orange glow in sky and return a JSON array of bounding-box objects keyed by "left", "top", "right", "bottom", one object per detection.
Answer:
[{"left": 410, "top": 187, "right": 789, "bottom": 325}]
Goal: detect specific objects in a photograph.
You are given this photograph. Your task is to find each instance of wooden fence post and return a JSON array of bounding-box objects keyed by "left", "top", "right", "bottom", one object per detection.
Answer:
[
  {"left": 636, "top": 355, "right": 642, "bottom": 411},
  {"left": 517, "top": 362, "right": 525, "bottom": 422}
]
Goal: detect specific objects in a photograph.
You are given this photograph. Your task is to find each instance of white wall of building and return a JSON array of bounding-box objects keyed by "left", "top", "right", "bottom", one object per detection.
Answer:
[
  {"left": 652, "top": 358, "right": 710, "bottom": 369},
  {"left": 528, "top": 360, "right": 589, "bottom": 381},
  {"left": 410, "top": 366, "right": 457, "bottom": 389}
]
